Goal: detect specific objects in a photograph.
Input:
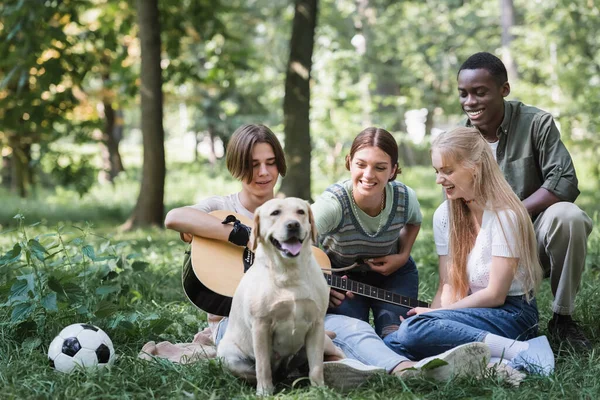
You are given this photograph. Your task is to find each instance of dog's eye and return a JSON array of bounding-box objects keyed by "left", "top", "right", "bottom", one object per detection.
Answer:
[
  {"left": 297, "top": 209, "right": 305, "bottom": 215},
  {"left": 270, "top": 210, "right": 280, "bottom": 216}
]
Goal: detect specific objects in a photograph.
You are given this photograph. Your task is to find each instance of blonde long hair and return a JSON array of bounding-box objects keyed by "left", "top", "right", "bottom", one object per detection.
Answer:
[{"left": 432, "top": 127, "right": 542, "bottom": 302}]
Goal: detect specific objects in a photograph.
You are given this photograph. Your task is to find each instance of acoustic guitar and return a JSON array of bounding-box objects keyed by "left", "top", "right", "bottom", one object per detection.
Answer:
[{"left": 182, "top": 210, "right": 430, "bottom": 316}]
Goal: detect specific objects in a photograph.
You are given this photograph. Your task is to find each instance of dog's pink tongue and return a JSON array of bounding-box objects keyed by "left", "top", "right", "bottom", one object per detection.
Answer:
[{"left": 280, "top": 240, "right": 302, "bottom": 256}]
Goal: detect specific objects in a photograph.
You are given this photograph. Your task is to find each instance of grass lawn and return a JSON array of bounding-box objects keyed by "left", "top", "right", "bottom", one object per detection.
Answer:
[{"left": 1, "top": 156, "right": 599, "bottom": 399}]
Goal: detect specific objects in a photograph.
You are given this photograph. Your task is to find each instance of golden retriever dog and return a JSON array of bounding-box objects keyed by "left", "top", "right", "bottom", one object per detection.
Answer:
[{"left": 216, "top": 197, "right": 329, "bottom": 395}]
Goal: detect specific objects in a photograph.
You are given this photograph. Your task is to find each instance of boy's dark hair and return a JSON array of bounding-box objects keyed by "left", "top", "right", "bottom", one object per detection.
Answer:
[
  {"left": 226, "top": 124, "right": 286, "bottom": 183},
  {"left": 458, "top": 52, "right": 508, "bottom": 86}
]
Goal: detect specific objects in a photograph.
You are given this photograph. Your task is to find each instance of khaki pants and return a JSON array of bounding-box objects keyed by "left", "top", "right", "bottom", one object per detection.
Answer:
[{"left": 534, "top": 202, "right": 593, "bottom": 315}]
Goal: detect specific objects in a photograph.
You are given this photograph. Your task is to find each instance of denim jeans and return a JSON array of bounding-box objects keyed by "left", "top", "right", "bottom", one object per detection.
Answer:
[
  {"left": 328, "top": 256, "right": 419, "bottom": 336},
  {"left": 383, "top": 295, "right": 539, "bottom": 361},
  {"left": 325, "top": 314, "right": 408, "bottom": 372},
  {"left": 214, "top": 314, "right": 409, "bottom": 373}
]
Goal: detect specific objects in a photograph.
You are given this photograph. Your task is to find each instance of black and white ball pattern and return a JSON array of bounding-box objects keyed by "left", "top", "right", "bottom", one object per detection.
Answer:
[{"left": 48, "top": 323, "right": 115, "bottom": 373}]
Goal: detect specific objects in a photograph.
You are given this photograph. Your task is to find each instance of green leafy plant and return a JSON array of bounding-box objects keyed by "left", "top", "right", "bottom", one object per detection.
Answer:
[{"left": 0, "top": 214, "right": 173, "bottom": 348}]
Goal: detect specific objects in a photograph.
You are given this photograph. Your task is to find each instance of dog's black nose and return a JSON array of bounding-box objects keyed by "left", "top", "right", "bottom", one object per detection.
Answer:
[{"left": 286, "top": 220, "right": 300, "bottom": 232}]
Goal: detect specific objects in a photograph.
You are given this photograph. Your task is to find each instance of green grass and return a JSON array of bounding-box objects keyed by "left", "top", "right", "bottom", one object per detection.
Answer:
[{"left": 1, "top": 153, "right": 600, "bottom": 399}]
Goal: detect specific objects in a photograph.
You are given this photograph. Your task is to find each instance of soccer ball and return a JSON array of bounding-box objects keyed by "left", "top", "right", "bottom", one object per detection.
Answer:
[{"left": 48, "top": 323, "right": 115, "bottom": 373}]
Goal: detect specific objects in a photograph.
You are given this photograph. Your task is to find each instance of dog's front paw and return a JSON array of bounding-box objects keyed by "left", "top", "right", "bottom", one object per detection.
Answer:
[{"left": 256, "top": 383, "right": 274, "bottom": 396}]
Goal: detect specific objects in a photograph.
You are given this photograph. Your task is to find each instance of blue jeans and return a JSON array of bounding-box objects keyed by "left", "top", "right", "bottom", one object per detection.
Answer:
[
  {"left": 328, "top": 256, "right": 419, "bottom": 336},
  {"left": 325, "top": 314, "right": 408, "bottom": 372},
  {"left": 214, "top": 314, "right": 409, "bottom": 373},
  {"left": 383, "top": 295, "right": 539, "bottom": 361}
]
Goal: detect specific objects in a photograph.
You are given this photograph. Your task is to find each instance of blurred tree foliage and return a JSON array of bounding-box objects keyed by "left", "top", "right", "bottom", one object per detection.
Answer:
[
  {"left": 0, "top": 0, "right": 598, "bottom": 199},
  {"left": 0, "top": 0, "right": 95, "bottom": 197}
]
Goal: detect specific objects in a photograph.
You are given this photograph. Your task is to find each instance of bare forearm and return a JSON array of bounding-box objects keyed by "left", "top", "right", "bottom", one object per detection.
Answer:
[
  {"left": 164, "top": 207, "right": 233, "bottom": 241},
  {"left": 399, "top": 224, "right": 420, "bottom": 257},
  {"left": 522, "top": 188, "right": 561, "bottom": 216},
  {"left": 431, "top": 287, "right": 444, "bottom": 309},
  {"left": 443, "top": 287, "right": 506, "bottom": 310}
]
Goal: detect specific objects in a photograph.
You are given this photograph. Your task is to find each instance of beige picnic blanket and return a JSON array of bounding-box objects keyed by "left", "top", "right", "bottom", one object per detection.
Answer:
[
  {"left": 138, "top": 327, "right": 217, "bottom": 364},
  {"left": 137, "top": 327, "right": 525, "bottom": 386}
]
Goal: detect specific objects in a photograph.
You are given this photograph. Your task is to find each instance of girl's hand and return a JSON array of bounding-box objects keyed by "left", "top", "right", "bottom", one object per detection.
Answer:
[
  {"left": 367, "top": 254, "right": 408, "bottom": 276},
  {"left": 180, "top": 232, "right": 193, "bottom": 243},
  {"left": 406, "top": 307, "right": 434, "bottom": 317}
]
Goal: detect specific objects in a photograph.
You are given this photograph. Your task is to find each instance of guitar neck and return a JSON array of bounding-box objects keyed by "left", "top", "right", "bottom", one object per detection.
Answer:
[{"left": 324, "top": 273, "right": 430, "bottom": 309}]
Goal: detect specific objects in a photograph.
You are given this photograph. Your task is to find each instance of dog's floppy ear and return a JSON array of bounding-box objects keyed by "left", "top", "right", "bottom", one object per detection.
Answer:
[
  {"left": 307, "top": 203, "right": 318, "bottom": 244},
  {"left": 248, "top": 210, "right": 260, "bottom": 251}
]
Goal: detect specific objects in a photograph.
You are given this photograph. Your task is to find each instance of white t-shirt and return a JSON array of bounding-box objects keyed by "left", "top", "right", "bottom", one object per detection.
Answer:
[
  {"left": 488, "top": 140, "right": 499, "bottom": 161},
  {"left": 188, "top": 193, "right": 253, "bottom": 219},
  {"left": 433, "top": 200, "right": 528, "bottom": 296}
]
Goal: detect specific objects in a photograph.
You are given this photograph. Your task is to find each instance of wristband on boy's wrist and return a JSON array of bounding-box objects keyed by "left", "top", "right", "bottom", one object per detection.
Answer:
[{"left": 222, "top": 215, "right": 251, "bottom": 246}]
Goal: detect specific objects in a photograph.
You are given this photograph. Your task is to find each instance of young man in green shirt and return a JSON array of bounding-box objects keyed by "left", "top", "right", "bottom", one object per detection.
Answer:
[{"left": 456, "top": 52, "right": 593, "bottom": 350}]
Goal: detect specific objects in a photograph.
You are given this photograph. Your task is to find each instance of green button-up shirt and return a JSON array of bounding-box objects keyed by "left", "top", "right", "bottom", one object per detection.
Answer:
[{"left": 466, "top": 100, "right": 580, "bottom": 203}]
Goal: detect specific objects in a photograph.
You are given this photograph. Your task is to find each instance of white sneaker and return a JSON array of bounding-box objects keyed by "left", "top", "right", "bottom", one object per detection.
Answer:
[
  {"left": 323, "top": 358, "right": 384, "bottom": 391},
  {"left": 400, "top": 342, "right": 490, "bottom": 381},
  {"left": 489, "top": 356, "right": 509, "bottom": 365},
  {"left": 507, "top": 335, "right": 554, "bottom": 376}
]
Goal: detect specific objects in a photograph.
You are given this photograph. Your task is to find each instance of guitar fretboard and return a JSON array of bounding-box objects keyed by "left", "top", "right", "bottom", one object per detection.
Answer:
[{"left": 324, "top": 273, "right": 430, "bottom": 309}]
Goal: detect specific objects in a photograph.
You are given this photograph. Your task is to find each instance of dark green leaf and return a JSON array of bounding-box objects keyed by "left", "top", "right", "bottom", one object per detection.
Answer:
[
  {"left": 131, "top": 261, "right": 149, "bottom": 272},
  {"left": 0, "top": 243, "right": 22, "bottom": 265},
  {"left": 11, "top": 302, "right": 35, "bottom": 322},
  {"left": 94, "top": 254, "right": 118, "bottom": 261},
  {"left": 82, "top": 245, "right": 96, "bottom": 261},
  {"left": 76, "top": 304, "right": 89, "bottom": 315},
  {"left": 47, "top": 276, "right": 64, "bottom": 293},
  {"left": 96, "top": 263, "right": 111, "bottom": 279},
  {"left": 106, "top": 271, "right": 119, "bottom": 280},
  {"left": 22, "top": 337, "right": 42, "bottom": 351},
  {"left": 27, "top": 239, "right": 48, "bottom": 262},
  {"left": 61, "top": 282, "right": 84, "bottom": 297},
  {"left": 95, "top": 285, "right": 120, "bottom": 296},
  {"left": 118, "top": 320, "right": 136, "bottom": 331},
  {"left": 95, "top": 300, "right": 119, "bottom": 318},
  {"left": 0, "top": 281, "right": 12, "bottom": 298},
  {"left": 41, "top": 292, "right": 58, "bottom": 312},
  {"left": 10, "top": 274, "right": 34, "bottom": 298},
  {"left": 148, "top": 318, "right": 173, "bottom": 335}
]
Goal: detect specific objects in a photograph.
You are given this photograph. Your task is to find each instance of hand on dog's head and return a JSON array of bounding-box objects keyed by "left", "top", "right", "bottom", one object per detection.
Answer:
[{"left": 248, "top": 198, "right": 318, "bottom": 257}]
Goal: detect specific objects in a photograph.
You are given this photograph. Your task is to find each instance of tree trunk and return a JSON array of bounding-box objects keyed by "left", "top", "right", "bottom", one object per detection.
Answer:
[
  {"left": 500, "top": 0, "right": 518, "bottom": 82},
  {"left": 99, "top": 88, "right": 125, "bottom": 183},
  {"left": 123, "top": 0, "right": 165, "bottom": 229},
  {"left": 425, "top": 107, "right": 434, "bottom": 137},
  {"left": 9, "top": 136, "right": 32, "bottom": 198},
  {"left": 194, "top": 131, "right": 201, "bottom": 162},
  {"left": 279, "top": 0, "right": 318, "bottom": 201},
  {"left": 2, "top": 154, "right": 12, "bottom": 189},
  {"left": 207, "top": 123, "right": 217, "bottom": 167}
]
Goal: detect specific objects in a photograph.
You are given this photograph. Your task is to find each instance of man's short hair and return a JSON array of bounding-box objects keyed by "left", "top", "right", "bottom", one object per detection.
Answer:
[{"left": 458, "top": 52, "right": 508, "bottom": 86}]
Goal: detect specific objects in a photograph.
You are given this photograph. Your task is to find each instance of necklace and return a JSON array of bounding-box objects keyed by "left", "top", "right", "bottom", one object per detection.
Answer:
[
  {"left": 463, "top": 198, "right": 476, "bottom": 205},
  {"left": 349, "top": 188, "right": 386, "bottom": 238}
]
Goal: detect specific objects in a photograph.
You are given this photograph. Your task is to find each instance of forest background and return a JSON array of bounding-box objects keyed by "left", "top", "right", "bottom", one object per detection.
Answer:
[{"left": 1, "top": 0, "right": 599, "bottom": 398}]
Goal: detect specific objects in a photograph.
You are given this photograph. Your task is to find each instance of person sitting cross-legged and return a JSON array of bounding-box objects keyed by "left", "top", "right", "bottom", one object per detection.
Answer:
[{"left": 384, "top": 127, "right": 555, "bottom": 377}]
